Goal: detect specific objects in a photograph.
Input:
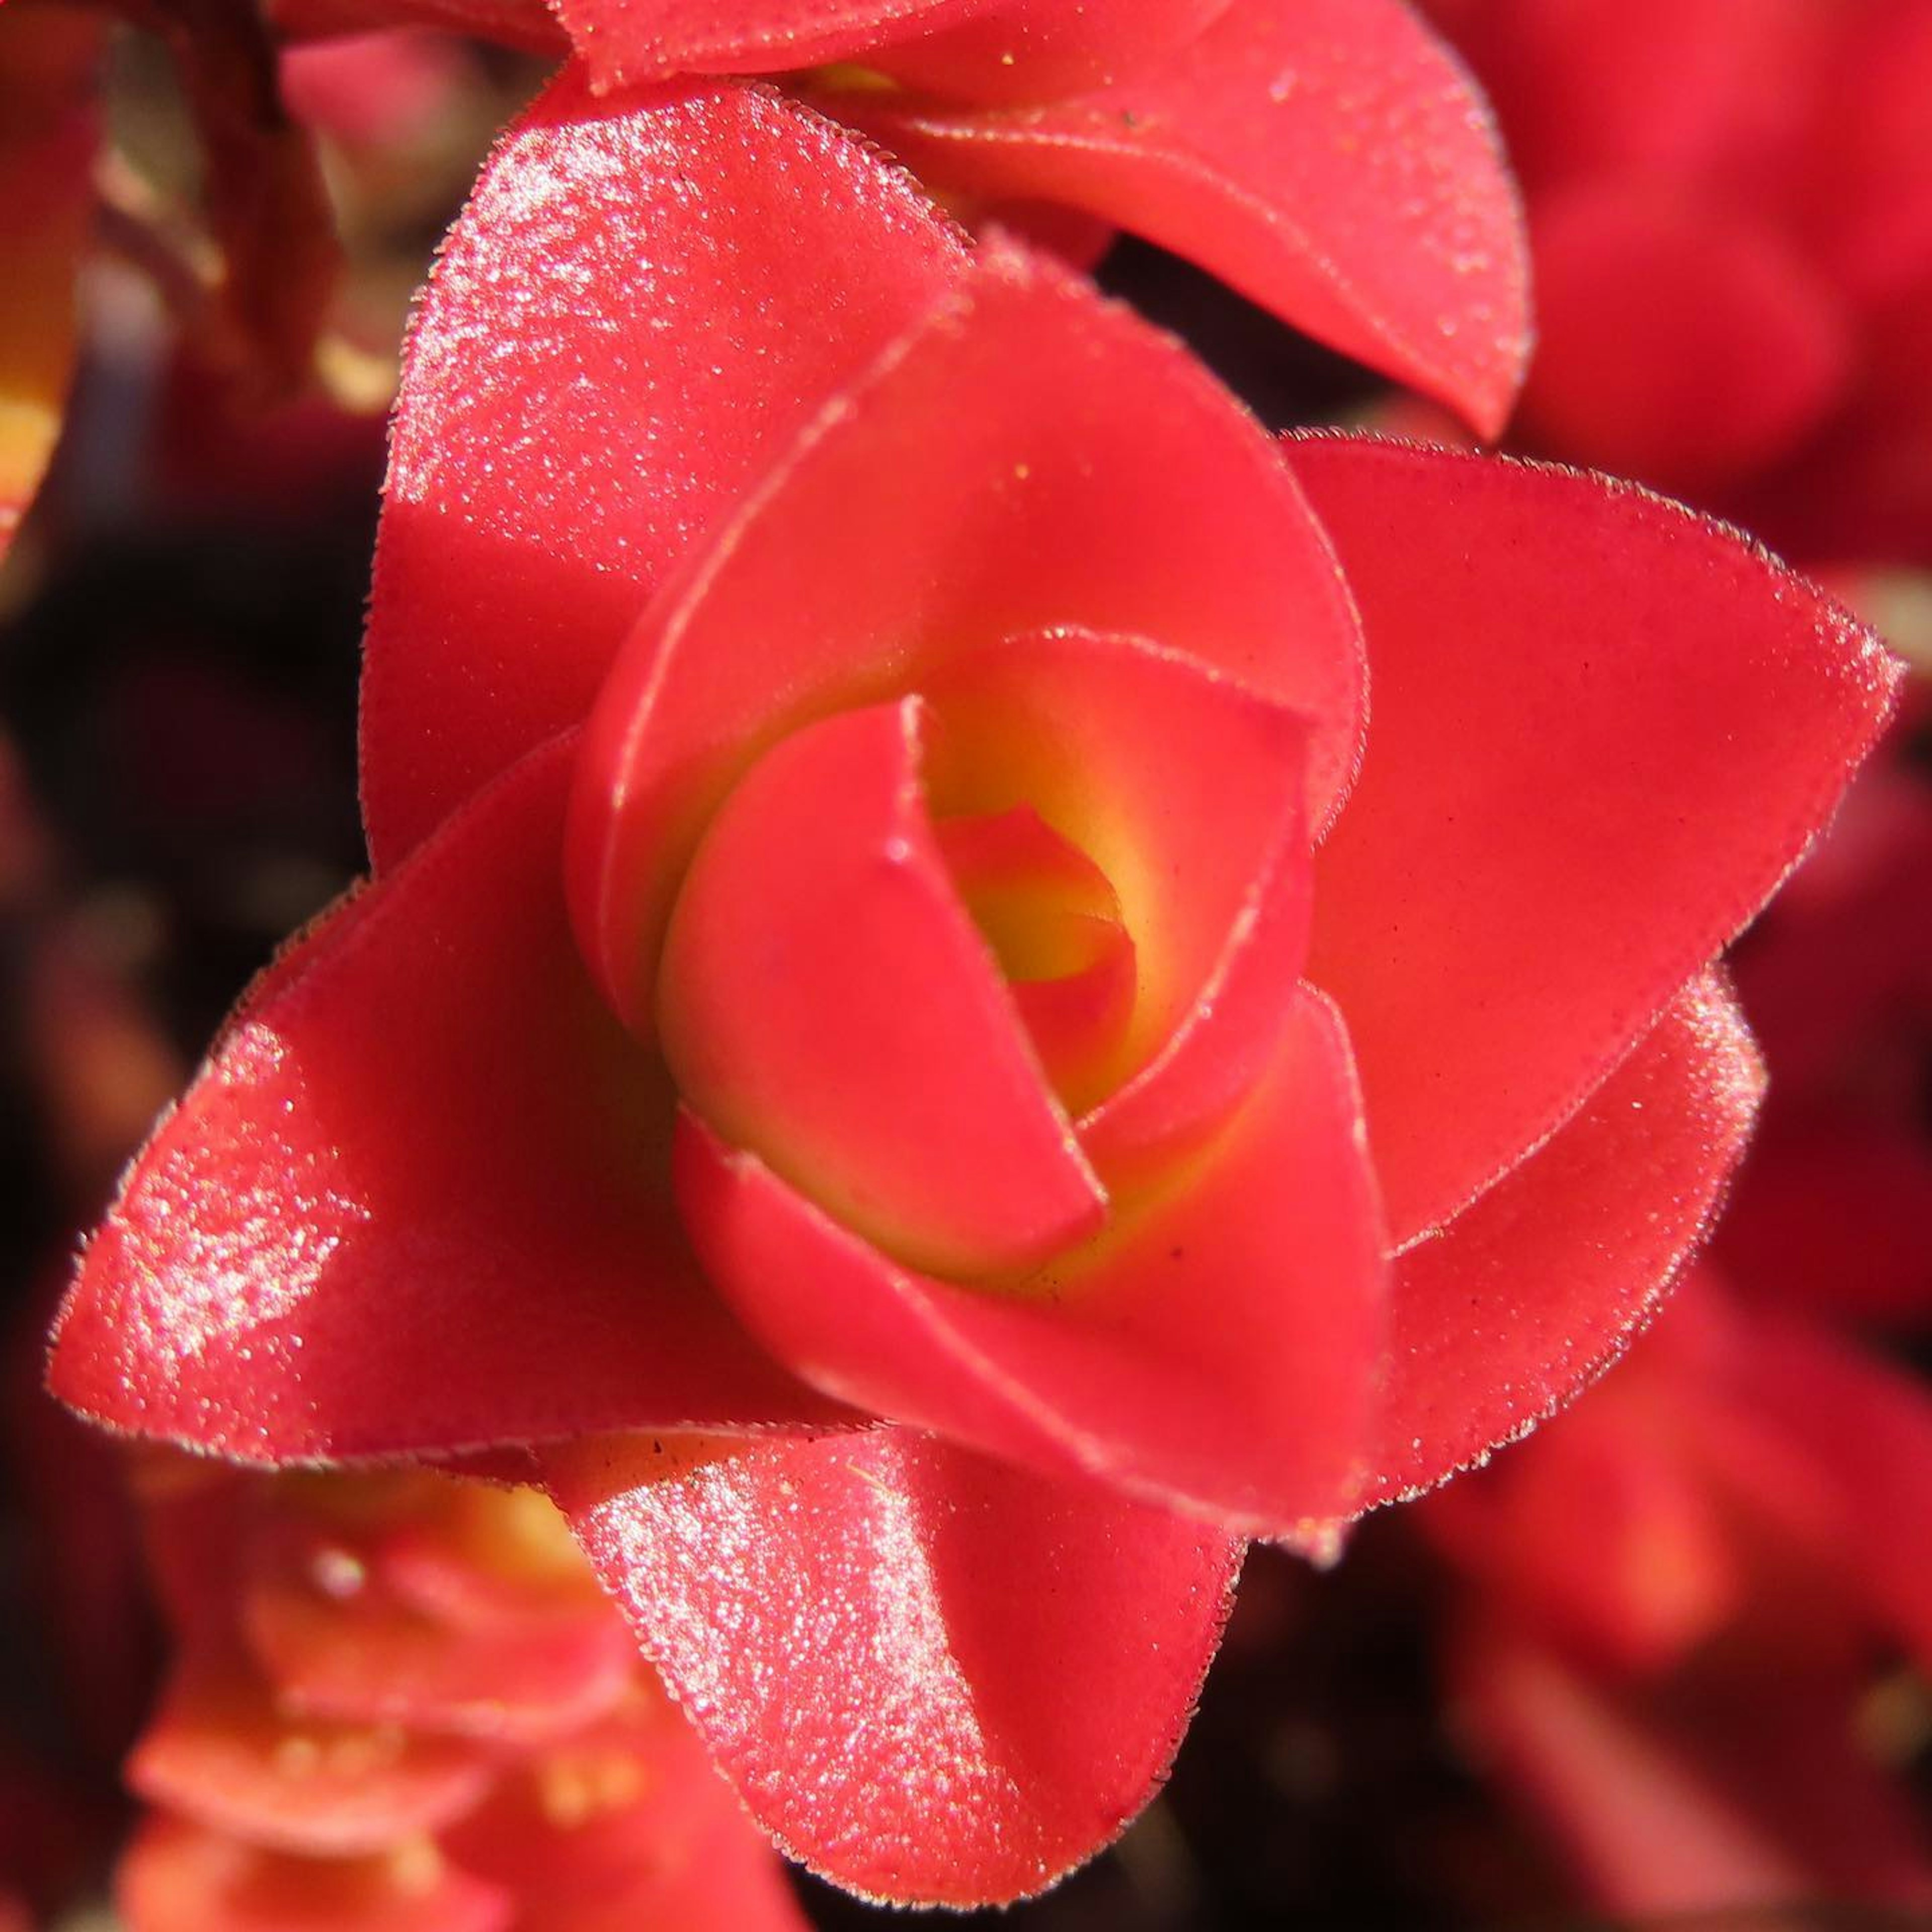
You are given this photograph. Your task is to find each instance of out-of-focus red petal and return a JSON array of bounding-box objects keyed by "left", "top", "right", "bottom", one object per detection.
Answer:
[
  {"left": 1450, "top": 1618, "right": 1932, "bottom": 1918},
  {"left": 269, "top": 0, "right": 562, "bottom": 52},
  {"left": 50, "top": 736, "right": 846, "bottom": 1464},
  {"left": 659, "top": 698, "right": 1103, "bottom": 1279},
  {"left": 543, "top": 1429, "right": 1241, "bottom": 1905},
  {"left": 360, "top": 69, "right": 964, "bottom": 870},
  {"left": 1365, "top": 973, "right": 1763, "bottom": 1506},
  {"left": 568, "top": 238, "right": 1361, "bottom": 1037},
  {"left": 677, "top": 985, "right": 1384, "bottom": 1533},
  {"left": 117, "top": 1816, "right": 512, "bottom": 1932},
  {"left": 1730, "top": 1313, "right": 1932, "bottom": 1674},
  {"left": 440, "top": 1702, "right": 809, "bottom": 1932},
  {"left": 242, "top": 1513, "right": 635, "bottom": 1744},
  {"left": 127, "top": 1666, "right": 496, "bottom": 1858},
  {"left": 1291, "top": 433, "right": 1898, "bottom": 1243},
  {"left": 818, "top": 0, "right": 1530, "bottom": 434},
  {"left": 1516, "top": 183, "right": 1852, "bottom": 495}
]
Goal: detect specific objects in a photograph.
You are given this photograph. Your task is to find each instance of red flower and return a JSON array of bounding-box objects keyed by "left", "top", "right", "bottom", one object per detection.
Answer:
[
  {"left": 270, "top": 0, "right": 1532, "bottom": 435},
  {"left": 51, "top": 77, "right": 1897, "bottom": 1904}
]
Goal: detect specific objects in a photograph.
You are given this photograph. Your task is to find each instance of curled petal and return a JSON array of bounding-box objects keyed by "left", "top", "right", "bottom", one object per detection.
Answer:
[
  {"left": 677, "top": 987, "right": 1386, "bottom": 1534},
  {"left": 544, "top": 1429, "right": 1240, "bottom": 1905},
  {"left": 1292, "top": 433, "right": 1899, "bottom": 1244},
  {"left": 361, "top": 69, "right": 964, "bottom": 868},
  {"left": 1365, "top": 972, "right": 1763, "bottom": 1507},
  {"left": 658, "top": 698, "right": 1105, "bottom": 1279},
  {"left": 818, "top": 0, "right": 1531, "bottom": 432},
  {"left": 50, "top": 737, "right": 845, "bottom": 1465},
  {"left": 569, "top": 238, "right": 1360, "bottom": 1038}
]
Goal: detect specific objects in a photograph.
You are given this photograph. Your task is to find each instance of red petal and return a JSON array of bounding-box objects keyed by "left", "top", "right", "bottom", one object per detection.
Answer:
[
  {"left": 543, "top": 1429, "right": 1240, "bottom": 1905},
  {"left": 360, "top": 69, "right": 964, "bottom": 869},
  {"left": 1366, "top": 973, "right": 1763, "bottom": 1506},
  {"left": 1291, "top": 434, "right": 1898, "bottom": 1243},
  {"left": 917, "top": 627, "right": 1316, "bottom": 1107},
  {"left": 51, "top": 737, "right": 845, "bottom": 1464},
  {"left": 659, "top": 698, "right": 1104, "bottom": 1278},
  {"left": 868, "top": 0, "right": 1233, "bottom": 104},
  {"left": 547, "top": 0, "right": 982, "bottom": 88},
  {"left": 116, "top": 1816, "right": 512, "bottom": 1932},
  {"left": 127, "top": 1665, "right": 496, "bottom": 1857},
  {"left": 676, "top": 985, "right": 1385, "bottom": 1533},
  {"left": 568, "top": 239, "right": 1361, "bottom": 1036},
  {"left": 818, "top": 0, "right": 1530, "bottom": 433}
]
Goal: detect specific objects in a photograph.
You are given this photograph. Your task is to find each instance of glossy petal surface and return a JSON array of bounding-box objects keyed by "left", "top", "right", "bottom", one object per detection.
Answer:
[
  {"left": 659, "top": 699, "right": 1103, "bottom": 1279},
  {"left": 1292, "top": 433, "right": 1898, "bottom": 1243},
  {"left": 569, "top": 240, "right": 1361, "bottom": 1035},
  {"left": 544, "top": 1429, "right": 1240, "bottom": 1904},
  {"left": 51, "top": 738, "right": 846, "bottom": 1463},
  {"left": 677, "top": 986, "right": 1385, "bottom": 1533},
  {"left": 1367, "top": 973, "right": 1763, "bottom": 1505},
  {"left": 820, "top": 0, "right": 1530, "bottom": 432},
  {"left": 361, "top": 69, "right": 964, "bottom": 868}
]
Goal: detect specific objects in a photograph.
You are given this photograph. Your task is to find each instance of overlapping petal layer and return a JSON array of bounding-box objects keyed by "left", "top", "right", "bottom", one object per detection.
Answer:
[
  {"left": 51, "top": 739, "right": 849, "bottom": 1462},
  {"left": 657, "top": 698, "right": 1105, "bottom": 1279},
  {"left": 544, "top": 1429, "right": 1240, "bottom": 1903},
  {"left": 1366, "top": 972, "right": 1763, "bottom": 1504},
  {"left": 360, "top": 71, "right": 965, "bottom": 868},
  {"left": 567, "top": 240, "right": 1361, "bottom": 1037},
  {"left": 1291, "top": 433, "right": 1898, "bottom": 1243},
  {"left": 677, "top": 984, "right": 1385, "bottom": 1532},
  {"left": 817, "top": 0, "right": 1530, "bottom": 432}
]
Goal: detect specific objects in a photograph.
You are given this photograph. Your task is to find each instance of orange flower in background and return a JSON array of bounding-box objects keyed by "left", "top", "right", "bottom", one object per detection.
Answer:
[{"left": 120, "top": 1459, "right": 806, "bottom": 1931}]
